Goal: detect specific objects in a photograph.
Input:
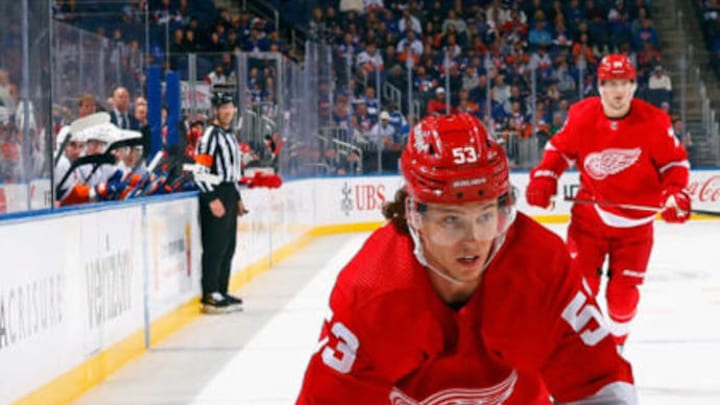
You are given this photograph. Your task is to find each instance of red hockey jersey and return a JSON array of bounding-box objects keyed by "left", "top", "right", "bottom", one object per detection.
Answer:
[
  {"left": 296, "top": 213, "right": 634, "bottom": 404},
  {"left": 540, "top": 97, "right": 689, "bottom": 226}
]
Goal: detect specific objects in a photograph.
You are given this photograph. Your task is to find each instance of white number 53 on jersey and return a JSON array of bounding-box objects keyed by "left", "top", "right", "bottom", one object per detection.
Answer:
[
  {"left": 561, "top": 286, "right": 611, "bottom": 346},
  {"left": 316, "top": 310, "right": 359, "bottom": 374}
]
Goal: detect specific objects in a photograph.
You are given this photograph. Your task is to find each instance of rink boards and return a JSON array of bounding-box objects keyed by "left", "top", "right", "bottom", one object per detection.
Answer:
[{"left": 1, "top": 169, "right": 719, "bottom": 404}]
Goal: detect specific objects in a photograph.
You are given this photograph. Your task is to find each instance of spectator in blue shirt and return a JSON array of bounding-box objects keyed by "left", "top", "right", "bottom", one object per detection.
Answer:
[{"left": 528, "top": 20, "right": 552, "bottom": 50}]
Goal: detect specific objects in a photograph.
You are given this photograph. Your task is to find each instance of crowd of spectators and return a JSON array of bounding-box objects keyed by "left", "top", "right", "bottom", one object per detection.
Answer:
[
  {"left": 697, "top": 0, "right": 720, "bottom": 77},
  {"left": 0, "top": 14, "right": 34, "bottom": 184},
  {"left": 43, "top": 0, "right": 294, "bottom": 186},
  {"left": 305, "top": 0, "right": 680, "bottom": 167},
  {"left": 0, "top": 68, "right": 49, "bottom": 184},
  {"left": 2, "top": 0, "right": 709, "bottom": 195},
  {"left": 0, "top": 68, "right": 20, "bottom": 183},
  {"left": 53, "top": 1, "right": 293, "bottom": 86}
]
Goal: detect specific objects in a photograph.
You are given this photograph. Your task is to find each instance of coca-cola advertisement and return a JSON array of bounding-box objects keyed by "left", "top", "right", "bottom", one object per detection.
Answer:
[{"left": 687, "top": 173, "right": 720, "bottom": 206}]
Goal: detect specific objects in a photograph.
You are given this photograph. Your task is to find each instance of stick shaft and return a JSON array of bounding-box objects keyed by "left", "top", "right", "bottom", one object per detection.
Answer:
[
  {"left": 566, "top": 197, "right": 661, "bottom": 212},
  {"left": 565, "top": 197, "right": 720, "bottom": 217}
]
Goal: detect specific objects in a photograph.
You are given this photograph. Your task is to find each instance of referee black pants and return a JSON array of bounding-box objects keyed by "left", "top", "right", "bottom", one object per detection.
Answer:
[{"left": 199, "top": 183, "right": 239, "bottom": 297}]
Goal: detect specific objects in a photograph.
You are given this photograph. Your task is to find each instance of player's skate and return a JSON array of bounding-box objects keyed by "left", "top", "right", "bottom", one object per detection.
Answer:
[
  {"left": 223, "top": 292, "right": 244, "bottom": 312},
  {"left": 201, "top": 292, "right": 234, "bottom": 314}
]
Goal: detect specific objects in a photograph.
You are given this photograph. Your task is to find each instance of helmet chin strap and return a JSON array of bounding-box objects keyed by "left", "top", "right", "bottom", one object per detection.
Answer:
[{"left": 406, "top": 199, "right": 516, "bottom": 285}]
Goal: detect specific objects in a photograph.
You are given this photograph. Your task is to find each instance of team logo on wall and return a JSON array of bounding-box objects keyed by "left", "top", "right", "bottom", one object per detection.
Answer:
[
  {"left": 584, "top": 148, "right": 641, "bottom": 180},
  {"left": 341, "top": 182, "right": 353, "bottom": 216}
]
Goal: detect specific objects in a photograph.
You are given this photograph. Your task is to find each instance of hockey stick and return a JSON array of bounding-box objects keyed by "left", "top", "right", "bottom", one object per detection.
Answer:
[
  {"left": 123, "top": 150, "right": 166, "bottom": 199},
  {"left": 55, "top": 154, "right": 116, "bottom": 200},
  {"left": 564, "top": 196, "right": 720, "bottom": 217},
  {"left": 54, "top": 126, "right": 72, "bottom": 166},
  {"left": 83, "top": 129, "right": 144, "bottom": 183},
  {"left": 135, "top": 155, "right": 190, "bottom": 197},
  {"left": 167, "top": 170, "right": 196, "bottom": 192}
]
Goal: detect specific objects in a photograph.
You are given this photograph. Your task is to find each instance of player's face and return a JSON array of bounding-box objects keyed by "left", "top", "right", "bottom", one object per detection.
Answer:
[
  {"left": 126, "top": 147, "right": 142, "bottom": 166},
  {"left": 85, "top": 139, "right": 107, "bottom": 155},
  {"left": 114, "top": 89, "right": 130, "bottom": 111},
  {"left": 64, "top": 140, "right": 84, "bottom": 162},
  {"left": 113, "top": 147, "right": 129, "bottom": 163},
  {"left": 599, "top": 79, "right": 634, "bottom": 117},
  {"left": 216, "top": 103, "right": 235, "bottom": 128},
  {"left": 416, "top": 200, "right": 499, "bottom": 282},
  {"left": 78, "top": 101, "right": 95, "bottom": 118}
]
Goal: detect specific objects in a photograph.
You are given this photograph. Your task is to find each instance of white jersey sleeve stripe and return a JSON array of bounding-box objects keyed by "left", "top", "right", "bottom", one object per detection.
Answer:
[
  {"left": 659, "top": 160, "right": 690, "bottom": 174},
  {"left": 558, "top": 382, "right": 637, "bottom": 405}
]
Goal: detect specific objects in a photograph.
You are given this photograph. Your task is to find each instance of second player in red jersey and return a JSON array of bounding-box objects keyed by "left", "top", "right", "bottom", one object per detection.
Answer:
[
  {"left": 297, "top": 113, "right": 636, "bottom": 404},
  {"left": 526, "top": 54, "right": 691, "bottom": 346}
]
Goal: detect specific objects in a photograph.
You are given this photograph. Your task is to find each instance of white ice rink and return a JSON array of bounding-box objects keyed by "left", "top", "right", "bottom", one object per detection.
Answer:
[{"left": 73, "top": 219, "right": 720, "bottom": 405}]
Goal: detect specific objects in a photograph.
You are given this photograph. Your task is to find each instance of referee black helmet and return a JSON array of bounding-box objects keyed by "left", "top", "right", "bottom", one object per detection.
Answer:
[{"left": 211, "top": 92, "right": 235, "bottom": 107}]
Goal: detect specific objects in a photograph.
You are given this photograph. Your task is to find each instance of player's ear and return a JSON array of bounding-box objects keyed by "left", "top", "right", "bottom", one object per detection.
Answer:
[{"left": 630, "top": 81, "right": 638, "bottom": 96}]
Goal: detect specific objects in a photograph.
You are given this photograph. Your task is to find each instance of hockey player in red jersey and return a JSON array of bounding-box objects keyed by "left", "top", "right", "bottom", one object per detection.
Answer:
[
  {"left": 526, "top": 54, "right": 691, "bottom": 346},
  {"left": 297, "top": 113, "right": 636, "bottom": 404}
]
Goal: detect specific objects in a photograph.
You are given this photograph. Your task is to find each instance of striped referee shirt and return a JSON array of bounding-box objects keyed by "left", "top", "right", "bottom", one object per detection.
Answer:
[{"left": 195, "top": 124, "right": 242, "bottom": 197}]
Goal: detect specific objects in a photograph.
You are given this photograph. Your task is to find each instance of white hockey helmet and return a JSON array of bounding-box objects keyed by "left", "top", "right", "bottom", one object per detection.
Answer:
[{"left": 71, "top": 112, "right": 115, "bottom": 143}]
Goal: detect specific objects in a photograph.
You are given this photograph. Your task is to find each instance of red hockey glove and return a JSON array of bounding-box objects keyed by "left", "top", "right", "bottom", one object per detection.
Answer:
[
  {"left": 526, "top": 169, "right": 558, "bottom": 209},
  {"left": 660, "top": 187, "right": 691, "bottom": 223},
  {"left": 253, "top": 173, "right": 282, "bottom": 188},
  {"left": 242, "top": 172, "right": 283, "bottom": 188}
]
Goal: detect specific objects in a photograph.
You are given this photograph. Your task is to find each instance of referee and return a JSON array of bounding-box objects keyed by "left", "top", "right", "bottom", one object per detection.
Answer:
[{"left": 195, "top": 92, "right": 247, "bottom": 314}]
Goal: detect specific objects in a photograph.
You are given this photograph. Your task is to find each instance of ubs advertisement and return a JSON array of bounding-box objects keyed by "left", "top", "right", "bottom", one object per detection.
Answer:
[{"left": 318, "top": 176, "right": 405, "bottom": 225}]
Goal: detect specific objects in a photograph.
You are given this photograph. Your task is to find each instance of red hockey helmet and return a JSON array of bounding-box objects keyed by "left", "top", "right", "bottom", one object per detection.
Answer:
[
  {"left": 597, "top": 54, "right": 637, "bottom": 82},
  {"left": 400, "top": 113, "right": 510, "bottom": 205}
]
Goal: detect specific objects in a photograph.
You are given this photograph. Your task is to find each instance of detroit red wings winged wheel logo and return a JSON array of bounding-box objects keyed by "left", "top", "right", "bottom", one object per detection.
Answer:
[
  {"left": 388, "top": 370, "right": 517, "bottom": 405},
  {"left": 413, "top": 125, "right": 433, "bottom": 154},
  {"left": 583, "top": 148, "right": 642, "bottom": 180}
]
